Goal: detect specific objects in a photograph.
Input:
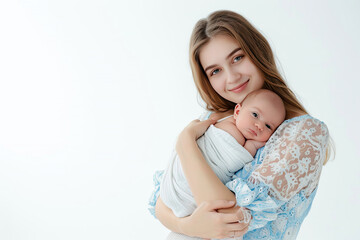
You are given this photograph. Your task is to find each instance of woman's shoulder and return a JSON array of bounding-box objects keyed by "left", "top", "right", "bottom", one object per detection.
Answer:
[
  {"left": 198, "top": 111, "right": 213, "bottom": 121},
  {"left": 275, "top": 114, "right": 329, "bottom": 141},
  {"left": 284, "top": 114, "right": 324, "bottom": 124},
  {"left": 282, "top": 114, "right": 328, "bottom": 130},
  {"left": 198, "top": 109, "right": 234, "bottom": 121}
]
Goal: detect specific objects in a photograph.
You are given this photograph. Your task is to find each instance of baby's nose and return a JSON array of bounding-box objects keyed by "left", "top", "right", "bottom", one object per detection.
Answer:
[{"left": 255, "top": 122, "right": 263, "bottom": 131}]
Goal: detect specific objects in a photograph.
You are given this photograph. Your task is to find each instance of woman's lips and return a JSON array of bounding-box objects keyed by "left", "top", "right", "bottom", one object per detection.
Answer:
[{"left": 229, "top": 80, "right": 249, "bottom": 93}]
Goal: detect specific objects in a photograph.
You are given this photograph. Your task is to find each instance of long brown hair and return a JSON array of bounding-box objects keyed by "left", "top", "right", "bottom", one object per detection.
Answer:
[
  {"left": 189, "top": 10, "right": 306, "bottom": 118},
  {"left": 189, "top": 10, "right": 334, "bottom": 164}
]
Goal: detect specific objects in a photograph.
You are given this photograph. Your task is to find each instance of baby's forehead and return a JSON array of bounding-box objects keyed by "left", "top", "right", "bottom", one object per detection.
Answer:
[
  {"left": 245, "top": 92, "right": 277, "bottom": 105},
  {"left": 244, "top": 93, "right": 285, "bottom": 114}
]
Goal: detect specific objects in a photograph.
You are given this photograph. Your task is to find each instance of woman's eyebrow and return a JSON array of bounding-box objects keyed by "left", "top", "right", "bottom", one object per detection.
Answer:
[
  {"left": 204, "top": 48, "right": 242, "bottom": 73},
  {"left": 226, "top": 47, "right": 242, "bottom": 60}
]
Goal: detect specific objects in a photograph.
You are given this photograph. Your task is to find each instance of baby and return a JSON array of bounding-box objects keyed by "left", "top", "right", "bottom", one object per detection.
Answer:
[
  {"left": 215, "top": 89, "right": 285, "bottom": 156},
  {"left": 160, "top": 89, "right": 286, "bottom": 217}
]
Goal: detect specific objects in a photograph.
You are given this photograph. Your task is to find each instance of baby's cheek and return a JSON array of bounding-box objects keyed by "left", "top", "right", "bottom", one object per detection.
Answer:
[{"left": 262, "top": 132, "right": 272, "bottom": 141}]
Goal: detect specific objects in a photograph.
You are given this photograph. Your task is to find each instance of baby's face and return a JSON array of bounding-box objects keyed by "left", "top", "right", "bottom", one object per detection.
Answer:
[{"left": 234, "top": 94, "right": 285, "bottom": 142}]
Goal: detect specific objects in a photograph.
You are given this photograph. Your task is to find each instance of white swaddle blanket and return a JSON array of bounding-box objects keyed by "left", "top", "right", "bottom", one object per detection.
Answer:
[{"left": 160, "top": 124, "right": 253, "bottom": 217}]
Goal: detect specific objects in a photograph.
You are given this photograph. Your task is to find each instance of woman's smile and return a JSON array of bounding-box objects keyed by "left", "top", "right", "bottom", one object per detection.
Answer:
[
  {"left": 229, "top": 80, "right": 249, "bottom": 93},
  {"left": 199, "top": 35, "right": 264, "bottom": 104}
]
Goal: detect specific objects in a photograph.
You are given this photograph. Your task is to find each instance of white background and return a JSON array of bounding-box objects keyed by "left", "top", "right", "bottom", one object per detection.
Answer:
[{"left": 0, "top": 0, "right": 359, "bottom": 239}]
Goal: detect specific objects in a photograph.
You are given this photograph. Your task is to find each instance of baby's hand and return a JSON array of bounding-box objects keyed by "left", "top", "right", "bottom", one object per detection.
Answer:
[
  {"left": 249, "top": 140, "right": 266, "bottom": 149},
  {"left": 244, "top": 140, "right": 266, "bottom": 156}
]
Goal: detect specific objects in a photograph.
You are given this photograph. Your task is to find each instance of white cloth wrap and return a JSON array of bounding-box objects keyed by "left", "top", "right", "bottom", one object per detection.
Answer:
[{"left": 160, "top": 125, "right": 253, "bottom": 217}]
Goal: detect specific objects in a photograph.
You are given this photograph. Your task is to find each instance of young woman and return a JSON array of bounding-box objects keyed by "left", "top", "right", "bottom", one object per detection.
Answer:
[{"left": 149, "top": 10, "right": 332, "bottom": 240}]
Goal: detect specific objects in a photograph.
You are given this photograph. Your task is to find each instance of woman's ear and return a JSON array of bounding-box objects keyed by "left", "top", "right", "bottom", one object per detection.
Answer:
[{"left": 234, "top": 103, "right": 242, "bottom": 119}]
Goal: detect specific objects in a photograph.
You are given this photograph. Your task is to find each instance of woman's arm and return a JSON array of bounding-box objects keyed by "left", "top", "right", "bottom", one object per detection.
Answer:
[
  {"left": 226, "top": 116, "right": 330, "bottom": 231},
  {"left": 175, "top": 115, "right": 329, "bottom": 233},
  {"left": 176, "top": 118, "right": 238, "bottom": 205},
  {"left": 155, "top": 197, "right": 185, "bottom": 234},
  {"left": 155, "top": 196, "right": 248, "bottom": 239},
  {"left": 150, "top": 116, "right": 250, "bottom": 239},
  {"left": 247, "top": 117, "right": 330, "bottom": 201}
]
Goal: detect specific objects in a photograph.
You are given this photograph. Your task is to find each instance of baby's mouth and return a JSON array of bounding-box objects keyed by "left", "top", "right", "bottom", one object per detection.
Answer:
[{"left": 248, "top": 128, "right": 257, "bottom": 136}]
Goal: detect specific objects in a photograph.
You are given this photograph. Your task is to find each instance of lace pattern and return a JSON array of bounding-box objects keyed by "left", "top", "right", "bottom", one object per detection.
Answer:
[
  {"left": 248, "top": 116, "right": 329, "bottom": 201},
  {"left": 149, "top": 114, "right": 330, "bottom": 239}
]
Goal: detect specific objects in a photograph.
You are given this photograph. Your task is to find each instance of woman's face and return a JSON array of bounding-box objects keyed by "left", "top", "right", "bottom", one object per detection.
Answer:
[{"left": 199, "top": 34, "right": 264, "bottom": 104}]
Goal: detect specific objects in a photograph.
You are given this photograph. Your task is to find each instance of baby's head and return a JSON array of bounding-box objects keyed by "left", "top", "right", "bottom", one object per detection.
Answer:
[{"left": 234, "top": 89, "right": 286, "bottom": 142}]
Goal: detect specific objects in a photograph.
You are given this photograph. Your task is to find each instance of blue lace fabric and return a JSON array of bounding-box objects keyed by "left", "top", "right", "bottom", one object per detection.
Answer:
[{"left": 149, "top": 114, "right": 329, "bottom": 240}]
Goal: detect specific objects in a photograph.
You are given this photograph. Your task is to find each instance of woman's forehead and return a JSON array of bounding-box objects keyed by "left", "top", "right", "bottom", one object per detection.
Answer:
[{"left": 199, "top": 35, "right": 241, "bottom": 67}]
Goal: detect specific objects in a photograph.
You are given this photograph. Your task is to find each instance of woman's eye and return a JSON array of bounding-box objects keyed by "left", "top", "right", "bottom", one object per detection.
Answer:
[
  {"left": 252, "top": 112, "right": 258, "bottom": 118},
  {"left": 211, "top": 69, "right": 220, "bottom": 76},
  {"left": 233, "top": 55, "right": 243, "bottom": 63},
  {"left": 266, "top": 124, "right": 272, "bottom": 130}
]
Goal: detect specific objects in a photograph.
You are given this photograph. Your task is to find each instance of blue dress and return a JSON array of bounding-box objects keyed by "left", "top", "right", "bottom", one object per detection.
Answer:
[{"left": 149, "top": 114, "right": 329, "bottom": 240}]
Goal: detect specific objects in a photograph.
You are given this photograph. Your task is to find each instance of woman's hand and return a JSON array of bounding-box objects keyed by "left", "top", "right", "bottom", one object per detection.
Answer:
[
  {"left": 176, "top": 118, "right": 216, "bottom": 155},
  {"left": 180, "top": 200, "right": 249, "bottom": 239},
  {"left": 176, "top": 112, "right": 226, "bottom": 152},
  {"left": 182, "top": 118, "right": 218, "bottom": 140}
]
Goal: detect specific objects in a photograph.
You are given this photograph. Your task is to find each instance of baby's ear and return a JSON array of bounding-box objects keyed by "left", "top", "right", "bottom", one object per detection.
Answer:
[{"left": 234, "top": 103, "right": 242, "bottom": 118}]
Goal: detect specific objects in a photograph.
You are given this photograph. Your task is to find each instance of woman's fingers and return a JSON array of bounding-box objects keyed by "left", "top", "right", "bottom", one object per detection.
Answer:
[
  {"left": 186, "top": 200, "right": 250, "bottom": 239},
  {"left": 180, "top": 118, "right": 217, "bottom": 140},
  {"left": 204, "top": 200, "right": 236, "bottom": 211},
  {"left": 236, "top": 207, "right": 251, "bottom": 224},
  {"left": 224, "top": 221, "right": 249, "bottom": 238},
  {"left": 226, "top": 221, "right": 249, "bottom": 231},
  {"left": 220, "top": 211, "right": 249, "bottom": 230},
  {"left": 220, "top": 212, "right": 242, "bottom": 223},
  {"left": 224, "top": 224, "right": 248, "bottom": 239},
  {"left": 232, "top": 226, "right": 249, "bottom": 238},
  {"left": 182, "top": 201, "right": 237, "bottom": 239},
  {"left": 180, "top": 112, "right": 228, "bottom": 140},
  {"left": 219, "top": 206, "right": 250, "bottom": 238}
]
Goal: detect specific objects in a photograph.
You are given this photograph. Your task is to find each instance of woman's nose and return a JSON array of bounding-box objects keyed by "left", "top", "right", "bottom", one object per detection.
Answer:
[{"left": 227, "top": 68, "right": 241, "bottom": 84}]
